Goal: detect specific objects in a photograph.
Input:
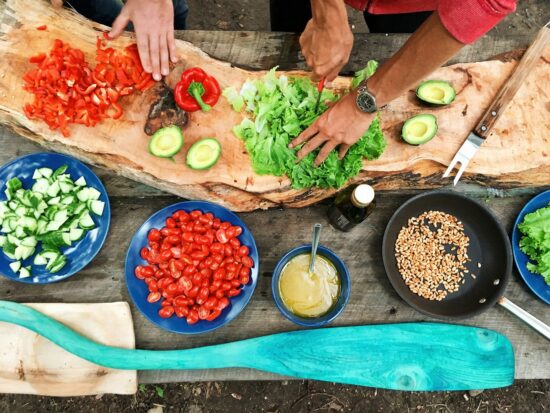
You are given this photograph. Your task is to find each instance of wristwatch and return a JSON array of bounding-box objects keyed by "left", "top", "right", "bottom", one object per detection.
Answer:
[{"left": 355, "top": 83, "right": 380, "bottom": 113}]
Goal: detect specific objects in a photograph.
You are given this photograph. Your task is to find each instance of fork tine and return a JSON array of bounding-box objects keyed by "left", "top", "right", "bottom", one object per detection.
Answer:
[
  {"left": 442, "top": 160, "right": 457, "bottom": 178},
  {"left": 453, "top": 160, "right": 471, "bottom": 186}
]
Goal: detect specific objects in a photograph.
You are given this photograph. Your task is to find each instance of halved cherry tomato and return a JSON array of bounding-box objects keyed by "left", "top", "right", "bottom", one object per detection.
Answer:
[
  {"left": 159, "top": 306, "right": 175, "bottom": 318},
  {"left": 147, "top": 292, "right": 161, "bottom": 303}
]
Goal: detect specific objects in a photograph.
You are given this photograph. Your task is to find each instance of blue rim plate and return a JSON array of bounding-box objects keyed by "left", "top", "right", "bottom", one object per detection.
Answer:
[
  {"left": 125, "top": 201, "right": 259, "bottom": 334},
  {"left": 0, "top": 152, "right": 111, "bottom": 284},
  {"left": 512, "top": 190, "right": 550, "bottom": 305}
]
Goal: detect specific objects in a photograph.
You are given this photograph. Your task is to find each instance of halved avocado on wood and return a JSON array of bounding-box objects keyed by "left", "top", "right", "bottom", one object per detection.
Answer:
[
  {"left": 402, "top": 114, "right": 438, "bottom": 145},
  {"left": 186, "top": 138, "right": 222, "bottom": 170},
  {"left": 149, "top": 125, "right": 184, "bottom": 158},
  {"left": 416, "top": 80, "right": 456, "bottom": 105}
]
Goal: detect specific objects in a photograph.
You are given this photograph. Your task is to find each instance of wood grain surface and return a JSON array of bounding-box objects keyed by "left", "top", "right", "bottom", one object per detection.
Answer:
[
  {"left": 0, "top": 1, "right": 548, "bottom": 384},
  {"left": 474, "top": 24, "right": 550, "bottom": 139},
  {"left": 1, "top": 0, "right": 549, "bottom": 211},
  {"left": 0, "top": 302, "right": 136, "bottom": 396}
]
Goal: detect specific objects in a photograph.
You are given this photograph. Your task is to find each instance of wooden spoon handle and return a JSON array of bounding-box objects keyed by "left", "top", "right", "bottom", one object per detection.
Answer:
[{"left": 474, "top": 22, "right": 550, "bottom": 139}]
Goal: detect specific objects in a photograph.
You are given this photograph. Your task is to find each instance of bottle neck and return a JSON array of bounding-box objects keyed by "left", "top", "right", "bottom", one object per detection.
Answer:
[{"left": 350, "top": 185, "right": 374, "bottom": 208}]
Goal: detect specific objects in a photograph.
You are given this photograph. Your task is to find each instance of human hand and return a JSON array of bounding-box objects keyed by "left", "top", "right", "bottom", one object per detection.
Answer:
[
  {"left": 289, "top": 92, "right": 375, "bottom": 165},
  {"left": 109, "top": 0, "right": 178, "bottom": 81},
  {"left": 299, "top": 17, "right": 353, "bottom": 83}
]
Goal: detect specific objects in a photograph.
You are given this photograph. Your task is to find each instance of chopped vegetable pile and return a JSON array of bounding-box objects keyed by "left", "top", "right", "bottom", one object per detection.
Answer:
[
  {"left": 137, "top": 209, "right": 254, "bottom": 324},
  {"left": 225, "top": 62, "right": 386, "bottom": 189},
  {"left": 518, "top": 202, "right": 550, "bottom": 286},
  {"left": 0, "top": 166, "right": 105, "bottom": 277},
  {"left": 23, "top": 36, "right": 155, "bottom": 137}
]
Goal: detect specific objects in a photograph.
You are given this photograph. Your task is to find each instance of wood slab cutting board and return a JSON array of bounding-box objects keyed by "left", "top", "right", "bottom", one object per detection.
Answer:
[
  {"left": 0, "top": 302, "right": 137, "bottom": 396},
  {"left": 1, "top": 0, "right": 549, "bottom": 211}
]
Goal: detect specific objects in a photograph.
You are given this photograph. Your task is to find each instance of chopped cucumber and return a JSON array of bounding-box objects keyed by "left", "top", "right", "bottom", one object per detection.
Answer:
[
  {"left": 19, "top": 266, "right": 31, "bottom": 279},
  {"left": 33, "top": 253, "right": 48, "bottom": 266},
  {"left": 0, "top": 164, "right": 106, "bottom": 275},
  {"left": 89, "top": 200, "right": 105, "bottom": 216},
  {"left": 9, "top": 261, "right": 21, "bottom": 273},
  {"left": 74, "top": 176, "right": 86, "bottom": 186},
  {"left": 79, "top": 212, "right": 95, "bottom": 230},
  {"left": 69, "top": 228, "right": 84, "bottom": 241},
  {"left": 38, "top": 168, "right": 53, "bottom": 178}
]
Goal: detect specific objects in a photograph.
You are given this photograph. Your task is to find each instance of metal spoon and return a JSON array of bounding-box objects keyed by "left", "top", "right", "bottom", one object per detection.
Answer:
[{"left": 309, "top": 223, "right": 322, "bottom": 273}]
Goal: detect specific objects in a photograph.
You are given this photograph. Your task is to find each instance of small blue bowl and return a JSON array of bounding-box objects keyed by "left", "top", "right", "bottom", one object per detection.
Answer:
[
  {"left": 0, "top": 152, "right": 110, "bottom": 284},
  {"left": 512, "top": 190, "right": 550, "bottom": 305},
  {"left": 125, "top": 200, "right": 259, "bottom": 334},
  {"left": 272, "top": 244, "right": 350, "bottom": 327}
]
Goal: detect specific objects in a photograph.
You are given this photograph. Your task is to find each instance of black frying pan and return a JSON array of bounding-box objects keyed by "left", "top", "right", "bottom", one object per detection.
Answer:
[{"left": 382, "top": 191, "right": 550, "bottom": 339}]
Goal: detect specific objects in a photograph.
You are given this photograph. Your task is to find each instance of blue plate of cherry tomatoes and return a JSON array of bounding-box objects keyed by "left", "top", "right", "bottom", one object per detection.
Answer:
[{"left": 125, "top": 201, "right": 259, "bottom": 334}]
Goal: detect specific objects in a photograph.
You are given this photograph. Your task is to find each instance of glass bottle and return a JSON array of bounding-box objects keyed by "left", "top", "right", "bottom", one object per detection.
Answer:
[{"left": 327, "top": 184, "right": 376, "bottom": 232}]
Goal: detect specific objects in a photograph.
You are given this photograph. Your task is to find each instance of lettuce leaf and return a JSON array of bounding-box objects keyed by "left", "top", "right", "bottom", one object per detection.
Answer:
[
  {"left": 225, "top": 62, "right": 385, "bottom": 189},
  {"left": 518, "top": 203, "right": 550, "bottom": 285}
]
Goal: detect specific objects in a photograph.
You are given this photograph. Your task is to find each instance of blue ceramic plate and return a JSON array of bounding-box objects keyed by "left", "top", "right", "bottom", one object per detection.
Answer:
[
  {"left": 0, "top": 152, "right": 110, "bottom": 284},
  {"left": 125, "top": 201, "right": 259, "bottom": 334},
  {"left": 512, "top": 190, "right": 550, "bottom": 305}
]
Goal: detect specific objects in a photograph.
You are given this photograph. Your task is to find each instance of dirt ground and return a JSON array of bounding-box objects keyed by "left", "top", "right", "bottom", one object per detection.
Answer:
[{"left": 1, "top": 1, "right": 549, "bottom": 412}]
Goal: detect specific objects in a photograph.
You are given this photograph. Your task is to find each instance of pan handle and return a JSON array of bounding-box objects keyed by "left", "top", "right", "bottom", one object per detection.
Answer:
[{"left": 498, "top": 296, "right": 550, "bottom": 341}]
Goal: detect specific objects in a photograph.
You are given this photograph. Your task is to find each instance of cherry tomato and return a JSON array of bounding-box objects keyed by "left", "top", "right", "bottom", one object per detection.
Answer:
[
  {"left": 196, "top": 235, "right": 210, "bottom": 245},
  {"left": 166, "top": 217, "right": 176, "bottom": 228},
  {"left": 238, "top": 246, "right": 250, "bottom": 257},
  {"left": 220, "top": 222, "right": 231, "bottom": 230},
  {"left": 228, "top": 288, "right": 241, "bottom": 297},
  {"left": 189, "top": 210, "right": 202, "bottom": 220},
  {"left": 134, "top": 266, "right": 146, "bottom": 279},
  {"left": 198, "top": 306, "right": 210, "bottom": 320},
  {"left": 186, "top": 310, "right": 199, "bottom": 324},
  {"left": 175, "top": 306, "right": 189, "bottom": 318},
  {"left": 166, "top": 283, "right": 179, "bottom": 296},
  {"left": 191, "top": 250, "right": 208, "bottom": 260},
  {"left": 206, "top": 309, "right": 222, "bottom": 321},
  {"left": 140, "top": 247, "right": 150, "bottom": 260},
  {"left": 187, "top": 285, "right": 200, "bottom": 298},
  {"left": 212, "top": 218, "right": 221, "bottom": 229},
  {"left": 240, "top": 274, "right": 250, "bottom": 285},
  {"left": 232, "top": 226, "right": 243, "bottom": 236},
  {"left": 226, "top": 227, "right": 237, "bottom": 239},
  {"left": 216, "top": 229, "right": 228, "bottom": 244},
  {"left": 217, "top": 297, "right": 230, "bottom": 310},
  {"left": 160, "top": 249, "right": 173, "bottom": 261},
  {"left": 229, "top": 238, "right": 241, "bottom": 249},
  {"left": 159, "top": 306, "right": 175, "bottom": 318},
  {"left": 148, "top": 228, "right": 161, "bottom": 242},
  {"left": 182, "top": 232, "right": 195, "bottom": 243},
  {"left": 147, "top": 292, "right": 161, "bottom": 303},
  {"left": 242, "top": 256, "right": 254, "bottom": 268},
  {"left": 215, "top": 290, "right": 225, "bottom": 299}
]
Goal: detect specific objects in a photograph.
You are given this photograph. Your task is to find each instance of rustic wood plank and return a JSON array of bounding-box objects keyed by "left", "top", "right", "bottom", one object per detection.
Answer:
[
  {"left": 177, "top": 31, "right": 534, "bottom": 70},
  {"left": 0, "top": 193, "right": 547, "bottom": 381},
  {"left": 1, "top": 0, "right": 549, "bottom": 211}
]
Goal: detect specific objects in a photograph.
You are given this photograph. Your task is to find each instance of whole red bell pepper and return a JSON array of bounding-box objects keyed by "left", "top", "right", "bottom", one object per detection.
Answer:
[{"left": 174, "top": 67, "right": 221, "bottom": 112}]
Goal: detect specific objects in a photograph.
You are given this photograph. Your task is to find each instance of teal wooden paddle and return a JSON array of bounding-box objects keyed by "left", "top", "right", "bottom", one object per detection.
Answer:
[{"left": 0, "top": 301, "right": 514, "bottom": 391}]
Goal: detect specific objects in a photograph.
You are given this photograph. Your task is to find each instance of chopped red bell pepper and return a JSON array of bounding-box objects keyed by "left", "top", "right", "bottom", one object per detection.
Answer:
[
  {"left": 174, "top": 67, "right": 221, "bottom": 112},
  {"left": 22, "top": 36, "right": 156, "bottom": 136}
]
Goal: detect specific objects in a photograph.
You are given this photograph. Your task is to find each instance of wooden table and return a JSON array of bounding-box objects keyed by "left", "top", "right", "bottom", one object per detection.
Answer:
[{"left": 0, "top": 31, "right": 548, "bottom": 384}]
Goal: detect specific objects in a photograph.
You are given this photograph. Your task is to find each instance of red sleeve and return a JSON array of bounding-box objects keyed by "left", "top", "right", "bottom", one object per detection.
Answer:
[
  {"left": 345, "top": 0, "right": 368, "bottom": 12},
  {"left": 438, "top": 0, "right": 517, "bottom": 44}
]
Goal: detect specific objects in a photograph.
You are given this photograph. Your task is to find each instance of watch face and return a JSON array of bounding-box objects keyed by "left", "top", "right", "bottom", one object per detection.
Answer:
[{"left": 356, "top": 89, "right": 377, "bottom": 113}]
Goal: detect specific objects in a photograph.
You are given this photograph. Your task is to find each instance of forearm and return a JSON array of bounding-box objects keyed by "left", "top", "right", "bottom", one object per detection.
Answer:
[
  {"left": 310, "top": 0, "right": 347, "bottom": 25},
  {"left": 367, "top": 12, "right": 464, "bottom": 107}
]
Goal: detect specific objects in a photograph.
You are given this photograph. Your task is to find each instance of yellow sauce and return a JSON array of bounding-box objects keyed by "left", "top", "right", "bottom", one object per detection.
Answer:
[{"left": 279, "top": 254, "right": 340, "bottom": 318}]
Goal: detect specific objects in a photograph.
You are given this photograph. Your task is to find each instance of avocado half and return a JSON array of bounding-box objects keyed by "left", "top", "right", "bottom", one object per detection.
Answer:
[
  {"left": 416, "top": 80, "right": 456, "bottom": 105},
  {"left": 401, "top": 114, "right": 438, "bottom": 145}
]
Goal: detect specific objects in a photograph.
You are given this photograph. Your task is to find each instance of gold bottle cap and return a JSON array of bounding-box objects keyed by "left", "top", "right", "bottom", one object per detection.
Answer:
[{"left": 351, "top": 184, "right": 375, "bottom": 207}]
